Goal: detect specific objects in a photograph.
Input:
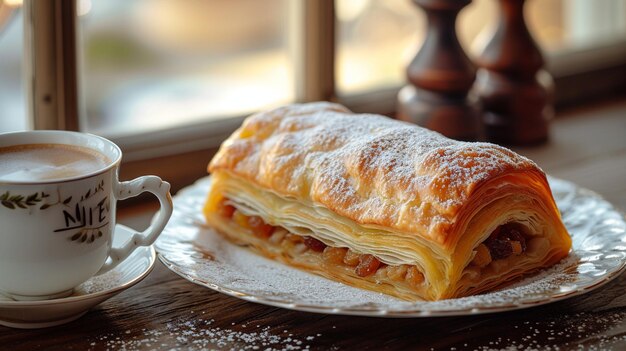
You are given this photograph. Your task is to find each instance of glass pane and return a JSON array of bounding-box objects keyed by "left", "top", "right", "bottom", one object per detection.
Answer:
[
  {"left": 0, "top": 5, "right": 27, "bottom": 132},
  {"left": 336, "top": 0, "right": 421, "bottom": 95},
  {"left": 337, "top": 0, "right": 626, "bottom": 95},
  {"left": 79, "top": 0, "right": 293, "bottom": 138},
  {"left": 558, "top": 0, "right": 626, "bottom": 48}
]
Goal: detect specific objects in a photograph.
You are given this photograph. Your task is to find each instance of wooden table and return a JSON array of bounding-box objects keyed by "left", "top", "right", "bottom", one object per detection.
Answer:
[{"left": 2, "top": 100, "right": 625, "bottom": 351}]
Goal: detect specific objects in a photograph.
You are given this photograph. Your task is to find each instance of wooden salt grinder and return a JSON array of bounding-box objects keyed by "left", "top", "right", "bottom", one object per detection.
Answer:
[
  {"left": 397, "top": 0, "right": 480, "bottom": 141},
  {"left": 474, "top": 0, "right": 553, "bottom": 145}
]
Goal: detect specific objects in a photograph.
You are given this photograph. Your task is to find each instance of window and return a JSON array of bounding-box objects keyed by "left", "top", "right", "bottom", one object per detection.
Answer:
[
  {"left": 80, "top": 0, "right": 293, "bottom": 138},
  {"left": 0, "top": 0, "right": 624, "bottom": 188}
]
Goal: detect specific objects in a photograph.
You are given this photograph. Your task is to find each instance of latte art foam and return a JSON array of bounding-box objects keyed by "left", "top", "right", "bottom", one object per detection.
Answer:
[{"left": 0, "top": 144, "right": 111, "bottom": 182}]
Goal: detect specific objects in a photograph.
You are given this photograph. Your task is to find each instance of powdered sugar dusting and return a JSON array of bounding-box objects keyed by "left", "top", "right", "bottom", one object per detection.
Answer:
[
  {"left": 210, "top": 102, "right": 538, "bottom": 239},
  {"left": 74, "top": 271, "right": 124, "bottom": 296},
  {"left": 155, "top": 176, "right": 626, "bottom": 317},
  {"left": 469, "top": 310, "right": 626, "bottom": 350},
  {"left": 88, "top": 314, "right": 321, "bottom": 351}
]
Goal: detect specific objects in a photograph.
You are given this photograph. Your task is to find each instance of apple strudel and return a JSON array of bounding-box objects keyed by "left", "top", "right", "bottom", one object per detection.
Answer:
[{"left": 203, "top": 102, "right": 571, "bottom": 301}]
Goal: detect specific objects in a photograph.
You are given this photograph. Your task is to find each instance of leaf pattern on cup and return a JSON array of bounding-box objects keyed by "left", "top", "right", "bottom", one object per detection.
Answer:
[
  {"left": 1, "top": 182, "right": 105, "bottom": 210},
  {"left": 0, "top": 191, "right": 49, "bottom": 210},
  {"left": 2, "top": 179, "right": 109, "bottom": 245},
  {"left": 79, "top": 180, "right": 105, "bottom": 202},
  {"left": 69, "top": 228, "right": 104, "bottom": 243}
]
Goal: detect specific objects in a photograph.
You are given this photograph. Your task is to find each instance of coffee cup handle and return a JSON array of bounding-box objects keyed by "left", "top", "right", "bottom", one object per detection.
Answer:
[{"left": 96, "top": 176, "right": 173, "bottom": 275}]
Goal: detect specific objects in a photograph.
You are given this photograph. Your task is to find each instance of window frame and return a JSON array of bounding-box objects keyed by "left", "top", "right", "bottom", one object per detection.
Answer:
[{"left": 23, "top": 0, "right": 79, "bottom": 131}]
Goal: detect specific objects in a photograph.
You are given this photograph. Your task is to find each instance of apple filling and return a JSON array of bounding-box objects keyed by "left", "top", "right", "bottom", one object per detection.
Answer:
[
  {"left": 217, "top": 198, "right": 426, "bottom": 288},
  {"left": 470, "top": 223, "right": 555, "bottom": 281},
  {"left": 471, "top": 223, "right": 529, "bottom": 269}
]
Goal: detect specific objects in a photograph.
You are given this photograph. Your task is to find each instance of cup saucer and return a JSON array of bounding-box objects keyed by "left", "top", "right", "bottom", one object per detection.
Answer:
[{"left": 0, "top": 225, "right": 156, "bottom": 329}]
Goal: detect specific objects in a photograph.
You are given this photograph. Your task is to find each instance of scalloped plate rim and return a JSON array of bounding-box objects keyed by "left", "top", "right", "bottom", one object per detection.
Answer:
[
  {"left": 157, "top": 252, "right": 626, "bottom": 317},
  {"left": 156, "top": 176, "right": 626, "bottom": 317}
]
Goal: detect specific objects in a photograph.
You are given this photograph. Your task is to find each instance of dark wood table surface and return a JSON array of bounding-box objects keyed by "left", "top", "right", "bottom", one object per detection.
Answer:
[{"left": 2, "top": 100, "right": 625, "bottom": 351}]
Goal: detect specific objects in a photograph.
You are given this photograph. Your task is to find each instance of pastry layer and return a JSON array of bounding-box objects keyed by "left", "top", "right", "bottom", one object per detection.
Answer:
[
  {"left": 205, "top": 171, "right": 569, "bottom": 300},
  {"left": 205, "top": 197, "right": 430, "bottom": 300},
  {"left": 204, "top": 102, "right": 572, "bottom": 300}
]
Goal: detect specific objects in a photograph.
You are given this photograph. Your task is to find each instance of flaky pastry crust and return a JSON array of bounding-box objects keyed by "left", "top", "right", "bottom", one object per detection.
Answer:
[
  {"left": 210, "top": 102, "right": 540, "bottom": 247},
  {"left": 205, "top": 102, "right": 571, "bottom": 300}
]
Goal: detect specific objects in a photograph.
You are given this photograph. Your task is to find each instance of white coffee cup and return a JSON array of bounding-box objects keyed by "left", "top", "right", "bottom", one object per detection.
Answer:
[{"left": 0, "top": 131, "right": 173, "bottom": 300}]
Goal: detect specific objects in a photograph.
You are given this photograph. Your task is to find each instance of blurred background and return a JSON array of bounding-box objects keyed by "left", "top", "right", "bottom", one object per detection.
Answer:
[
  {"left": 0, "top": 0, "right": 624, "bottom": 191},
  {"left": 1, "top": 0, "right": 625, "bottom": 135}
]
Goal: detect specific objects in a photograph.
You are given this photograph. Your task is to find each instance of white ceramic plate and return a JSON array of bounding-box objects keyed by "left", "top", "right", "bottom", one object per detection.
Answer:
[
  {"left": 0, "top": 225, "right": 156, "bottom": 328},
  {"left": 156, "top": 176, "right": 626, "bottom": 317}
]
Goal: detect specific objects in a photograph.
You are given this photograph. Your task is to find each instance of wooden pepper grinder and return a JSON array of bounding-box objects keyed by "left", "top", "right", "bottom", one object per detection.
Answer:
[
  {"left": 397, "top": 0, "right": 480, "bottom": 141},
  {"left": 474, "top": 0, "right": 553, "bottom": 145}
]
